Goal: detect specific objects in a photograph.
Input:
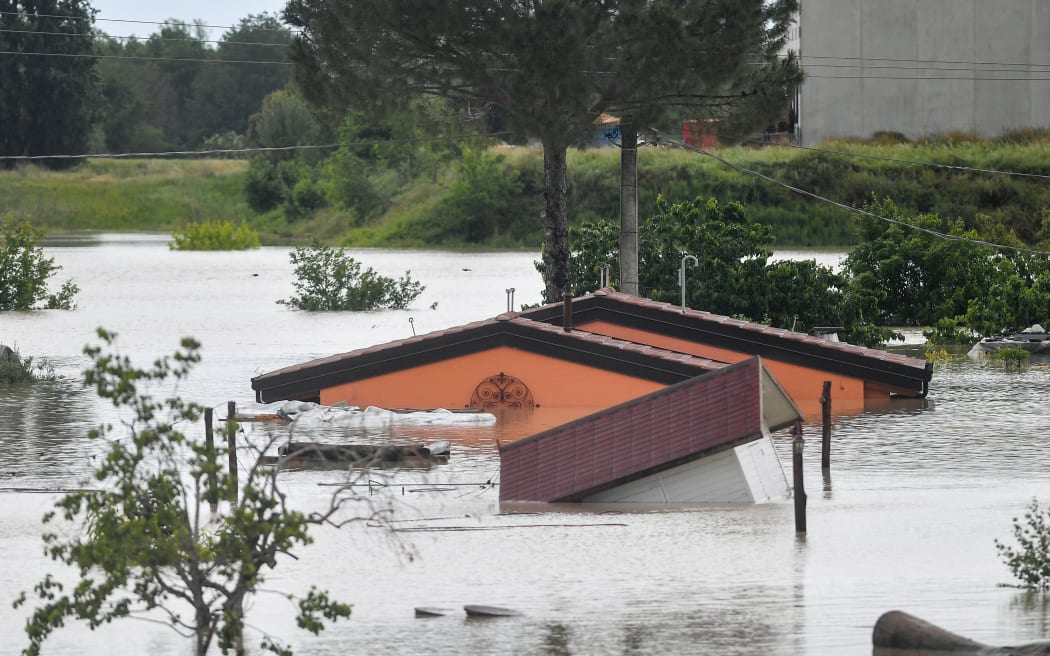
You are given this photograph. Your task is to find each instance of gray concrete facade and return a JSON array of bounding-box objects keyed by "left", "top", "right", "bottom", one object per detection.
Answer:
[{"left": 796, "top": 0, "right": 1050, "bottom": 145}]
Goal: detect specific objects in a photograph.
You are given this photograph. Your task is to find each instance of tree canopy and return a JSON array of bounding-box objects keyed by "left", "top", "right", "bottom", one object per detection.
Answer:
[
  {"left": 16, "top": 330, "right": 357, "bottom": 656},
  {"left": 284, "top": 0, "right": 801, "bottom": 301},
  {"left": 95, "top": 14, "right": 293, "bottom": 152},
  {"left": 0, "top": 0, "right": 99, "bottom": 168}
]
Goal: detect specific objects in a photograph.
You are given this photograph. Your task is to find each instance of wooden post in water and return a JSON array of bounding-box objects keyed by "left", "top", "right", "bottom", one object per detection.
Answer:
[
  {"left": 227, "top": 401, "right": 238, "bottom": 505},
  {"left": 204, "top": 408, "right": 218, "bottom": 513},
  {"left": 792, "top": 420, "right": 807, "bottom": 533},
  {"left": 821, "top": 380, "right": 832, "bottom": 470}
]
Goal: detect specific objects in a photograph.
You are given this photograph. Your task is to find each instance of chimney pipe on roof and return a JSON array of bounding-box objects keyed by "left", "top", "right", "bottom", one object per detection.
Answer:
[{"left": 562, "top": 290, "right": 573, "bottom": 332}]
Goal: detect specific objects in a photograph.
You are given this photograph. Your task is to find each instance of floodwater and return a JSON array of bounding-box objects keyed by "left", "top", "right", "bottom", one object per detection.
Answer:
[{"left": 2, "top": 236, "right": 1049, "bottom": 656}]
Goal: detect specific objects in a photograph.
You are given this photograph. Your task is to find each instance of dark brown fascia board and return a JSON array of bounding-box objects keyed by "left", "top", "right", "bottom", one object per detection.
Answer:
[
  {"left": 251, "top": 319, "right": 719, "bottom": 403},
  {"left": 524, "top": 297, "right": 933, "bottom": 395}
]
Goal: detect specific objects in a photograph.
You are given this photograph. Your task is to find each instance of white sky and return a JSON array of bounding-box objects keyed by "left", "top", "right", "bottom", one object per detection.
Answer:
[{"left": 90, "top": 1, "right": 289, "bottom": 38}]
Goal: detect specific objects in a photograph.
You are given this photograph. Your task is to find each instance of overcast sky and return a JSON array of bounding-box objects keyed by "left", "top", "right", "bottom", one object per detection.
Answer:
[{"left": 90, "top": 1, "right": 289, "bottom": 38}]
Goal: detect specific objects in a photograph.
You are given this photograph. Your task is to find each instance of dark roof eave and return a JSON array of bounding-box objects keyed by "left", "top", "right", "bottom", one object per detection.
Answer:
[
  {"left": 251, "top": 319, "right": 722, "bottom": 403},
  {"left": 525, "top": 295, "right": 933, "bottom": 395}
]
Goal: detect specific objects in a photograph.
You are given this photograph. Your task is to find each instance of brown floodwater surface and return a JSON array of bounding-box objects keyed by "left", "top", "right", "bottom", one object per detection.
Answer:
[{"left": 1, "top": 237, "right": 1048, "bottom": 655}]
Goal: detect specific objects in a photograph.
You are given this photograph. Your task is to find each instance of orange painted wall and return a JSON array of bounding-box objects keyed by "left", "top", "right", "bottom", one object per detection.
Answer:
[
  {"left": 319, "top": 346, "right": 664, "bottom": 420},
  {"left": 578, "top": 320, "right": 869, "bottom": 417}
]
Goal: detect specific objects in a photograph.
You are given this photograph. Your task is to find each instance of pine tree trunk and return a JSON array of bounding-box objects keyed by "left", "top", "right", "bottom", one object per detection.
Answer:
[{"left": 541, "top": 141, "right": 571, "bottom": 303}]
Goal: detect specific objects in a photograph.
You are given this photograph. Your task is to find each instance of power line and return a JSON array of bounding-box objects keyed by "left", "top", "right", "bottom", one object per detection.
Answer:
[
  {"left": 0, "top": 50, "right": 290, "bottom": 65},
  {"left": 803, "top": 62, "right": 1050, "bottom": 74},
  {"left": 0, "top": 132, "right": 511, "bottom": 162},
  {"left": 0, "top": 10, "right": 298, "bottom": 34},
  {"left": 0, "top": 27, "right": 290, "bottom": 49},
  {"left": 648, "top": 129, "right": 1050, "bottom": 259},
  {"left": 800, "top": 54, "right": 1050, "bottom": 70},
  {"left": 768, "top": 143, "right": 1050, "bottom": 180},
  {"left": 805, "top": 73, "right": 1050, "bottom": 81}
]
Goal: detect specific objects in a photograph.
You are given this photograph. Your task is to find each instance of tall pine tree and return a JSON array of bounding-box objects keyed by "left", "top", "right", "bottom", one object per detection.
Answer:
[{"left": 284, "top": 0, "right": 801, "bottom": 301}]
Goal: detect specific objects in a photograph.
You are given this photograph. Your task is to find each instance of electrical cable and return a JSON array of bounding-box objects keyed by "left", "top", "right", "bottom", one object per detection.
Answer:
[
  {"left": 805, "top": 74, "right": 1050, "bottom": 81},
  {"left": 0, "top": 27, "right": 291, "bottom": 48},
  {"left": 0, "top": 10, "right": 298, "bottom": 34},
  {"left": 0, "top": 132, "right": 511, "bottom": 162},
  {"left": 0, "top": 50, "right": 291, "bottom": 65},
  {"left": 766, "top": 143, "right": 1050, "bottom": 180},
  {"left": 799, "top": 54, "right": 1050, "bottom": 70},
  {"left": 648, "top": 129, "right": 1050, "bottom": 258}
]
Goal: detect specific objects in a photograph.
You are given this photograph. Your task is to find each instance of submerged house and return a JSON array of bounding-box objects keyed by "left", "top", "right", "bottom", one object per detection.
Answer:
[
  {"left": 252, "top": 313, "right": 726, "bottom": 441},
  {"left": 252, "top": 289, "right": 932, "bottom": 503}
]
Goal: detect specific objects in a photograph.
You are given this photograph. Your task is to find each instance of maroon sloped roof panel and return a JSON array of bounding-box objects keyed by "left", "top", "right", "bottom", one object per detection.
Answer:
[{"left": 499, "top": 358, "right": 764, "bottom": 502}]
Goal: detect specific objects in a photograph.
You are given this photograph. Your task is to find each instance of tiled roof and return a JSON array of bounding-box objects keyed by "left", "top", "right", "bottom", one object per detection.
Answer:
[
  {"left": 252, "top": 313, "right": 727, "bottom": 403},
  {"left": 521, "top": 288, "right": 933, "bottom": 396}
]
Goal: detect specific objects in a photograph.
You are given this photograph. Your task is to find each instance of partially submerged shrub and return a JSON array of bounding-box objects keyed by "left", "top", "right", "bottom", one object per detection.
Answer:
[
  {"left": 0, "top": 214, "right": 78, "bottom": 310},
  {"left": 0, "top": 345, "right": 33, "bottom": 384},
  {"left": 279, "top": 244, "right": 425, "bottom": 311},
  {"left": 996, "top": 498, "right": 1050, "bottom": 590},
  {"left": 923, "top": 317, "right": 977, "bottom": 346},
  {"left": 169, "top": 220, "right": 261, "bottom": 251},
  {"left": 993, "top": 346, "right": 1030, "bottom": 371},
  {"left": 0, "top": 345, "right": 55, "bottom": 384}
]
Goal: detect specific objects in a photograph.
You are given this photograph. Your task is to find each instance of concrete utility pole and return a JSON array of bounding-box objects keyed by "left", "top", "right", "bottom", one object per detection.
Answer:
[{"left": 619, "top": 115, "right": 639, "bottom": 296}]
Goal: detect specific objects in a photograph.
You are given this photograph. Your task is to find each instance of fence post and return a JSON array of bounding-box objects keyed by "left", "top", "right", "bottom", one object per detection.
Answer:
[
  {"left": 204, "top": 407, "right": 218, "bottom": 513},
  {"left": 227, "top": 401, "right": 238, "bottom": 506},
  {"left": 821, "top": 380, "right": 832, "bottom": 470},
  {"left": 793, "top": 420, "right": 807, "bottom": 534}
]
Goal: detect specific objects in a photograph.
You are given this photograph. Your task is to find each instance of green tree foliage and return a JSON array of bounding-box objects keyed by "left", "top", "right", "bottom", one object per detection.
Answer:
[
  {"left": 843, "top": 198, "right": 997, "bottom": 326},
  {"left": 95, "top": 15, "right": 291, "bottom": 151},
  {"left": 0, "top": 215, "right": 78, "bottom": 310},
  {"left": 94, "top": 34, "right": 170, "bottom": 153},
  {"left": 320, "top": 100, "right": 469, "bottom": 225},
  {"left": 187, "top": 14, "right": 293, "bottom": 145},
  {"left": 425, "top": 149, "right": 536, "bottom": 245},
  {"left": 169, "top": 220, "right": 261, "bottom": 250},
  {"left": 279, "top": 244, "right": 425, "bottom": 311},
  {"left": 284, "top": 0, "right": 801, "bottom": 302},
  {"left": 0, "top": 0, "right": 99, "bottom": 168},
  {"left": 844, "top": 198, "right": 1050, "bottom": 337},
  {"left": 996, "top": 498, "right": 1050, "bottom": 590},
  {"left": 93, "top": 22, "right": 208, "bottom": 151},
  {"left": 565, "top": 195, "right": 892, "bottom": 346},
  {"left": 0, "top": 345, "right": 44, "bottom": 384},
  {"left": 244, "top": 89, "right": 326, "bottom": 215},
  {"left": 14, "top": 329, "right": 354, "bottom": 655}
]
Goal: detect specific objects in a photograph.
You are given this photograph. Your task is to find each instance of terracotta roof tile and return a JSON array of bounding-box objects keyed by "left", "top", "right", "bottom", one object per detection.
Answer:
[{"left": 587, "top": 288, "right": 928, "bottom": 370}]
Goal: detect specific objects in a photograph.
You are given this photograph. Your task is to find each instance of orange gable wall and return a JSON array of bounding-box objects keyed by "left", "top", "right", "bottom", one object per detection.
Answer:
[
  {"left": 577, "top": 320, "right": 868, "bottom": 417},
  {"left": 319, "top": 345, "right": 665, "bottom": 414}
]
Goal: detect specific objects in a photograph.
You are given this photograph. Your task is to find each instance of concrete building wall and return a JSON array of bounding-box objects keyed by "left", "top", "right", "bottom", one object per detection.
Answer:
[{"left": 798, "top": 0, "right": 1049, "bottom": 145}]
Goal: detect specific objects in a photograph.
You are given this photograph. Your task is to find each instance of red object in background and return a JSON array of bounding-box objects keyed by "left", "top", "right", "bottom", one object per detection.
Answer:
[{"left": 683, "top": 118, "right": 720, "bottom": 149}]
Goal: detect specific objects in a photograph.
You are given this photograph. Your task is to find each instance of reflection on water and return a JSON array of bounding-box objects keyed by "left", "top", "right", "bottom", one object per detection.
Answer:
[
  {"left": 2, "top": 239, "right": 1050, "bottom": 655},
  {"left": 0, "top": 375, "right": 101, "bottom": 484}
]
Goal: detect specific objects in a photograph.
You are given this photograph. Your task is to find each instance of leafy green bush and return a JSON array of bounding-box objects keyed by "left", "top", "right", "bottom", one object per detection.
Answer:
[
  {"left": 923, "top": 317, "right": 977, "bottom": 346},
  {"left": 278, "top": 244, "right": 425, "bottom": 310},
  {"left": 996, "top": 499, "right": 1050, "bottom": 589},
  {"left": 0, "top": 214, "right": 78, "bottom": 310},
  {"left": 0, "top": 345, "right": 38, "bottom": 384},
  {"left": 169, "top": 220, "right": 261, "bottom": 250},
  {"left": 14, "top": 329, "right": 352, "bottom": 655},
  {"left": 993, "top": 346, "right": 1030, "bottom": 371},
  {"left": 438, "top": 149, "right": 536, "bottom": 244}
]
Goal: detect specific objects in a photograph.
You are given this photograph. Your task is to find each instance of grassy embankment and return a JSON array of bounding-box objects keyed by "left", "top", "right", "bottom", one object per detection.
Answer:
[{"left": 4, "top": 132, "right": 1049, "bottom": 248}]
